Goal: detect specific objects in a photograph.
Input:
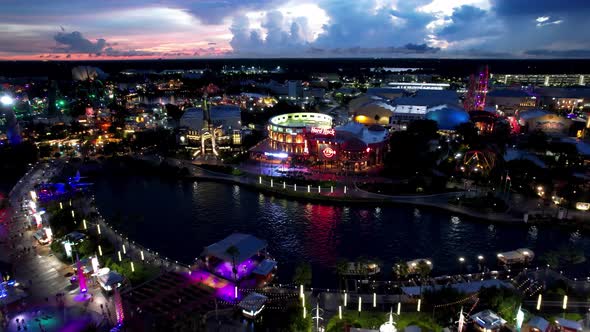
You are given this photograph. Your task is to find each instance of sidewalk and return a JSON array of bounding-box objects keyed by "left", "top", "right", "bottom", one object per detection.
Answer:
[{"left": 0, "top": 162, "right": 115, "bottom": 331}]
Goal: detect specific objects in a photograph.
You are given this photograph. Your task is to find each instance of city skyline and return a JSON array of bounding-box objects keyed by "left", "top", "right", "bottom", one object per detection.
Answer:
[{"left": 1, "top": 0, "right": 590, "bottom": 60}]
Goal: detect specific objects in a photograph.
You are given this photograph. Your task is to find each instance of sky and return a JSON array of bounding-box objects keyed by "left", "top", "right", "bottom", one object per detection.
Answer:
[{"left": 0, "top": 0, "right": 589, "bottom": 60}]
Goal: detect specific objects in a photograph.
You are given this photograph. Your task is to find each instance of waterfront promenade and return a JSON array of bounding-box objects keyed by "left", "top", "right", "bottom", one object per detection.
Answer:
[
  {"left": 1, "top": 162, "right": 112, "bottom": 331},
  {"left": 156, "top": 157, "right": 532, "bottom": 224}
]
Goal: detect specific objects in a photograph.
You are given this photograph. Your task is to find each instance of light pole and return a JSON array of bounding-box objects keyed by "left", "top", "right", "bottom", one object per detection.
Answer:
[
  {"left": 458, "top": 257, "right": 465, "bottom": 274},
  {"left": 477, "top": 255, "right": 484, "bottom": 272}
]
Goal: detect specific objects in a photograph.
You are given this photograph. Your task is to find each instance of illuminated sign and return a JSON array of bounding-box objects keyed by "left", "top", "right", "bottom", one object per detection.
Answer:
[
  {"left": 310, "top": 127, "right": 335, "bottom": 136},
  {"left": 64, "top": 242, "right": 73, "bottom": 258},
  {"left": 264, "top": 152, "right": 289, "bottom": 159},
  {"left": 91, "top": 256, "right": 100, "bottom": 274},
  {"left": 322, "top": 147, "right": 336, "bottom": 159}
]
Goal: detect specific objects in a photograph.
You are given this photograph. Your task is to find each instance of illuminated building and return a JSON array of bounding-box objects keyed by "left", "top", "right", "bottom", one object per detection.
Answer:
[
  {"left": 251, "top": 112, "right": 388, "bottom": 171},
  {"left": 486, "top": 89, "right": 537, "bottom": 115},
  {"left": 180, "top": 104, "right": 243, "bottom": 155},
  {"left": 516, "top": 110, "right": 573, "bottom": 135},
  {"left": 425, "top": 105, "right": 470, "bottom": 131},
  {"left": 494, "top": 73, "right": 588, "bottom": 86},
  {"left": 266, "top": 112, "right": 333, "bottom": 154},
  {"left": 366, "top": 87, "right": 404, "bottom": 99},
  {"left": 386, "top": 82, "right": 450, "bottom": 90}
]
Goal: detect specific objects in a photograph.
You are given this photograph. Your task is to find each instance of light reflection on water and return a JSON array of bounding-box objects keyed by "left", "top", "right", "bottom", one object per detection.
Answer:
[{"left": 93, "top": 175, "right": 590, "bottom": 287}]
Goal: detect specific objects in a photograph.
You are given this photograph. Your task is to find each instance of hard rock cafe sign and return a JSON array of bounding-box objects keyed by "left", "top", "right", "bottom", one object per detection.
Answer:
[
  {"left": 310, "top": 127, "right": 335, "bottom": 136},
  {"left": 322, "top": 147, "right": 336, "bottom": 159}
]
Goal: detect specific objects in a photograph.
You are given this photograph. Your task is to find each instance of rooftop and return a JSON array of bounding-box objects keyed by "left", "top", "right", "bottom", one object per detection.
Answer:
[
  {"left": 201, "top": 233, "right": 267, "bottom": 264},
  {"left": 488, "top": 89, "right": 533, "bottom": 98}
]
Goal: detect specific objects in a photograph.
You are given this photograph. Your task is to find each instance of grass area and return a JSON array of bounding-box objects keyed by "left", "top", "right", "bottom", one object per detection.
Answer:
[
  {"left": 44, "top": 196, "right": 159, "bottom": 286},
  {"left": 359, "top": 180, "right": 453, "bottom": 196},
  {"left": 448, "top": 194, "right": 508, "bottom": 213},
  {"left": 326, "top": 311, "right": 442, "bottom": 332},
  {"left": 198, "top": 164, "right": 244, "bottom": 176},
  {"left": 101, "top": 257, "right": 160, "bottom": 285},
  {"left": 254, "top": 303, "right": 312, "bottom": 332},
  {"left": 260, "top": 174, "right": 337, "bottom": 188}
]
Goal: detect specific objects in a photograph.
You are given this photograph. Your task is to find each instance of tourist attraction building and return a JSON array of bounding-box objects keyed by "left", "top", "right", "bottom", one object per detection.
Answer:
[{"left": 251, "top": 112, "right": 388, "bottom": 171}]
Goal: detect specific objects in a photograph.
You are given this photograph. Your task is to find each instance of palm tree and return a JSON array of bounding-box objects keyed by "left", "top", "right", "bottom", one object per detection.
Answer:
[
  {"left": 393, "top": 259, "right": 409, "bottom": 303},
  {"left": 416, "top": 260, "right": 432, "bottom": 299},
  {"left": 225, "top": 245, "right": 240, "bottom": 285},
  {"left": 336, "top": 259, "right": 348, "bottom": 291},
  {"left": 293, "top": 262, "right": 312, "bottom": 287}
]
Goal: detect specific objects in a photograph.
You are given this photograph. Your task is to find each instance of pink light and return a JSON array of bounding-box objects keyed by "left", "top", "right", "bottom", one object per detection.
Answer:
[
  {"left": 76, "top": 257, "right": 87, "bottom": 293},
  {"left": 114, "top": 288, "right": 125, "bottom": 324}
]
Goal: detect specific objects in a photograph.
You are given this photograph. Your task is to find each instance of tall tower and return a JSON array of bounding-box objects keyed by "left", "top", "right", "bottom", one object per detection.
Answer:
[{"left": 463, "top": 65, "right": 489, "bottom": 111}]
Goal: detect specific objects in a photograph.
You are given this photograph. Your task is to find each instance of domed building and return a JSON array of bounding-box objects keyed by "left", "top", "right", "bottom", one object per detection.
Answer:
[
  {"left": 349, "top": 98, "right": 396, "bottom": 126},
  {"left": 425, "top": 105, "right": 470, "bottom": 131}
]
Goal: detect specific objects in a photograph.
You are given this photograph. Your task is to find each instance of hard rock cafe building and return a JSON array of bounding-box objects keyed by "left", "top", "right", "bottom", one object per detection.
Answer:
[{"left": 250, "top": 112, "right": 389, "bottom": 171}]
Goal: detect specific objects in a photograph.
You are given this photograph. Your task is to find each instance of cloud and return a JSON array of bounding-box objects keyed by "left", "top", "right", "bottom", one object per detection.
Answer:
[
  {"left": 437, "top": 5, "right": 500, "bottom": 42},
  {"left": 182, "top": 0, "right": 283, "bottom": 25},
  {"left": 229, "top": 11, "right": 312, "bottom": 54},
  {"left": 54, "top": 31, "right": 106, "bottom": 53},
  {"left": 536, "top": 17, "right": 563, "bottom": 27},
  {"left": 523, "top": 49, "right": 590, "bottom": 58},
  {"left": 313, "top": 0, "right": 434, "bottom": 49},
  {"left": 491, "top": 0, "right": 590, "bottom": 16},
  {"left": 306, "top": 43, "right": 440, "bottom": 56}
]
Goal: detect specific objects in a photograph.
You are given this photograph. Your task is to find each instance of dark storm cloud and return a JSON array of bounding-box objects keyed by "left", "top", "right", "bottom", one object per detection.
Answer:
[
  {"left": 53, "top": 30, "right": 158, "bottom": 57},
  {"left": 54, "top": 31, "right": 106, "bottom": 53},
  {"left": 181, "top": 0, "right": 283, "bottom": 25},
  {"left": 490, "top": 0, "right": 590, "bottom": 16},
  {"left": 305, "top": 44, "right": 439, "bottom": 56},
  {"left": 524, "top": 49, "right": 590, "bottom": 58},
  {"left": 313, "top": 0, "right": 434, "bottom": 49}
]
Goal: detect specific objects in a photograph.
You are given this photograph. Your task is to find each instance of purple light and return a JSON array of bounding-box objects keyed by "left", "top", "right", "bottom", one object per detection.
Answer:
[
  {"left": 76, "top": 257, "right": 87, "bottom": 293},
  {"left": 213, "top": 259, "right": 257, "bottom": 281}
]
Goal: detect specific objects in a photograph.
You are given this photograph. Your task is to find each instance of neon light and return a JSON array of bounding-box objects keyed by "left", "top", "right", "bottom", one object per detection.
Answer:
[
  {"left": 322, "top": 147, "right": 336, "bottom": 159},
  {"left": 64, "top": 242, "right": 72, "bottom": 258},
  {"left": 310, "top": 127, "right": 335, "bottom": 136},
  {"left": 264, "top": 152, "right": 288, "bottom": 159},
  {"left": 304, "top": 140, "right": 309, "bottom": 154},
  {"left": 114, "top": 288, "right": 125, "bottom": 324},
  {"left": 91, "top": 256, "right": 99, "bottom": 274},
  {"left": 98, "top": 245, "right": 103, "bottom": 256},
  {"left": 77, "top": 257, "right": 87, "bottom": 293}
]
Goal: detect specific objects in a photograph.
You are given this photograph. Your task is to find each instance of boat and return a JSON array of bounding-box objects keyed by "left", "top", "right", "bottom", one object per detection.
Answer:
[
  {"left": 405, "top": 258, "right": 433, "bottom": 273},
  {"left": 342, "top": 261, "right": 381, "bottom": 276},
  {"left": 497, "top": 248, "right": 534, "bottom": 265}
]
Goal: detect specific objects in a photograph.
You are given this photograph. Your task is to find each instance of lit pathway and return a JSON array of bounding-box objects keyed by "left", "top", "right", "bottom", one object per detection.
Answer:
[{"left": 1, "top": 162, "right": 114, "bottom": 331}]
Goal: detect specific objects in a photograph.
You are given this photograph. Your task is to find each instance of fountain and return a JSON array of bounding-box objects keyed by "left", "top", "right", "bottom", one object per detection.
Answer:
[{"left": 379, "top": 309, "right": 397, "bottom": 332}]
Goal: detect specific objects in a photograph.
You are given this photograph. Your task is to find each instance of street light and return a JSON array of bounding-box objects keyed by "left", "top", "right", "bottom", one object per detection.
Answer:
[{"left": 0, "top": 95, "right": 14, "bottom": 106}]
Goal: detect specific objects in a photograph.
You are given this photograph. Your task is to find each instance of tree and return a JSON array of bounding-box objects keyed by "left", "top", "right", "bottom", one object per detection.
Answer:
[
  {"left": 416, "top": 260, "right": 432, "bottom": 298},
  {"left": 455, "top": 122, "right": 479, "bottom": 146},
  {"left": 478, "top": 286, "right": 522, "bottom": 323},
  {"left": 225, "top": 245, "right": 240, "bottom": 285},
  {"left": 293, "top": 262, "right": 312, "bottom": 286},
  {"left": 336, "top": 259, "right": 348, "bottom": 290}
]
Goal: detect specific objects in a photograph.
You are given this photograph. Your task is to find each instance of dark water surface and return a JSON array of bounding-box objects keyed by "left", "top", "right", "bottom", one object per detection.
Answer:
[{"left": 93, "top": 174, "right": 590, "bottom": 287}]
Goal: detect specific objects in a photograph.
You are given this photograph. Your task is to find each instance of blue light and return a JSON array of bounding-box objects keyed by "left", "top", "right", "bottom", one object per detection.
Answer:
[{"left": 264, "top": 152, "right": 289, "bottom": 159}]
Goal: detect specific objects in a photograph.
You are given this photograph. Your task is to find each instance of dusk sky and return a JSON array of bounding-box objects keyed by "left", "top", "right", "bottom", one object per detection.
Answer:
[{"left": 1, "top": 0, "right": 590, "bottom": 60}]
